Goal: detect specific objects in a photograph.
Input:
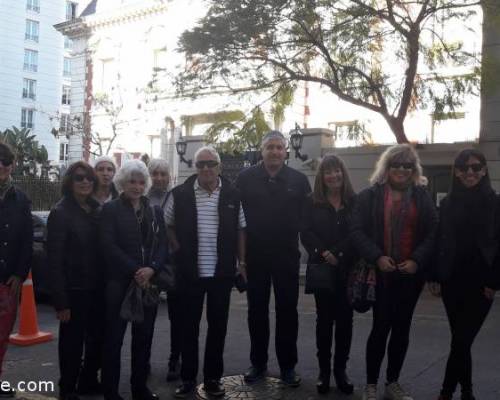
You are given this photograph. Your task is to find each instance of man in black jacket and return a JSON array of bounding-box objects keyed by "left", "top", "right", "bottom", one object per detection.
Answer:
[
  {"left": 166, "top": 146, "right": 246, "bottom": 398},
  {"left": 0, "top": 143, "right": 33, "bottom": 397},
  {"left": 236, "top": 131, "right": 311, "bottom": 387}
]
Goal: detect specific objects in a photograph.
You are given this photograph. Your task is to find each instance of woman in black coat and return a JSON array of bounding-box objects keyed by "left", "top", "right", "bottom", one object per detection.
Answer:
[
  {"left": 301, "top": 154, "right": 356, "bottom": 395},
  {"left": 350, "top": 144, "right": 437, "bottom": 400},
  {"left": 431, "top": 149, "right": 500, "bottom": 400},
  {"left": 47, "top": 161, "right": 101, "bottom": 400},
  {"left": 100, "top": 160, "right": 167, "bottom": 400}
]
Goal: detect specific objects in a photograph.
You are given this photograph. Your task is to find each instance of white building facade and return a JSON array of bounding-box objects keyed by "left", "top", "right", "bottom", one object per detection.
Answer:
[{"left": 0, "top": 0, "right": 83, "bottom": 163}]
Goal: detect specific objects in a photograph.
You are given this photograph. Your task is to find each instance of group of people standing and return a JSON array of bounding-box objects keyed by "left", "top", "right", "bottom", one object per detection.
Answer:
[{"left": 0, "top": 131, "right": 498, "bottom": 400}]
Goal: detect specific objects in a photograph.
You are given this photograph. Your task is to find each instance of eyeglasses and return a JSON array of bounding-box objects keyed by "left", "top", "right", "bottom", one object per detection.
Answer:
[
  {"left": 389, "top": 162, "right": 414, "bottom": 170},
  {"left": 0, "top": 159, "right": 13, "bottom": 167},
  {"left": 456, "top": 163, "right": 484, "bottom": 173},
  {"left": 73, "top": 174, "right": 94, "bottom": 183},
  {"left": 195, "top": 160, "right": 219, "bottom": 169}
]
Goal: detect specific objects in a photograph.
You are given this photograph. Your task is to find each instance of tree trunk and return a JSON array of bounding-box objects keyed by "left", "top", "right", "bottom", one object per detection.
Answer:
[{"left": 386, "top": 116, "right": 409, "bottom": 144}]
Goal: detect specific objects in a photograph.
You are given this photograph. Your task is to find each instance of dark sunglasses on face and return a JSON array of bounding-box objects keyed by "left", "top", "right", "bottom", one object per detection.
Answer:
[
  {"left": 0, "top": 159, "right": 13, "bottom": 167},
  {"left": 389, "top": 162, "right": 414, "bottom": 170},
  {"left": 456, "top": 163, "right": 484, "bottom": 173},
  {"left": 195, "top": 160, "right": 219, "bottom": 169},
  {"left": 73, "top": 174, "right": 94, "bottom": 183}
]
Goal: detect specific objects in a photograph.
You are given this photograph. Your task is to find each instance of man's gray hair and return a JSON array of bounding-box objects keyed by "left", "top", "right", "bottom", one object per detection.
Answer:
[
  {"left": 148, "top": 158, "right": 170, "bottom": 175},
  {"left": 194, "top": 146, "right": 221, "bottom": 163},
  {"left": 113, "top": 159, "right": 152, "bottom": 193},
  {"left": 261, "top": 130, "right": 287, "bottom": 148}
]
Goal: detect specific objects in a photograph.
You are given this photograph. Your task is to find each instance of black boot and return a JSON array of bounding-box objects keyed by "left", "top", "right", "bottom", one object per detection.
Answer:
[
  {"left": 316, "top": 371, "right": 330, "bottom": 394},
  {"left": 334, "top": 370, "right": 354, "bottom": 395}
]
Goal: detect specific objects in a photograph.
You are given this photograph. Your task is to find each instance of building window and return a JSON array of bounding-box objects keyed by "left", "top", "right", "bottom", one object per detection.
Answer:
[
  {"left": 21, "top": 108, "right": 35, "bottom": 129},
  {"left": 64, "top": 36, "right": 72, "bottom": 50},
  {"left": 153, "top": 48, "right": 167, "bottom": 71},
  {"left": 66, "top": 1, "right": 78, "bottom": 20},
  {"left": 62, "top": 85, "right": 71, "bottom": 105},
  {"left": 60, "top": 113, "right": 71, "bottom": 134},
  {"left": 100, "top": 59, "right": 115, "bottom": 91},
  {"left": 22, "top": 79, "right": 37, "bottom": 100},
  {"left": 26, "top": 0, "right": 40, "bottom": 12},
  {"left": 63, "top": 57, "right": 71, "bottom": 76},
  {"left": 59, "top": 143, "right": 69, "bottom": 162},
  {"left": 24, "top": 49, "right": 38, "bottom": 72},
  {"left": 25, "top": 20, "right": 39, "bottom": 42}
]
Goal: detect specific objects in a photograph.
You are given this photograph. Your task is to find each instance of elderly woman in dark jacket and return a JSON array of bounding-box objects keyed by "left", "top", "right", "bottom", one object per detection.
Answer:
[
  {"left": 431, "top": 149, "right": 500, "bottom": 400},
  {"left": 0, "top": 143, "right": 32, "bottom": 398},
  {"left": 100, "top": 160, "right": 167, "bottom": 400},
  {"left": 351, "top": 144, "right": 437, "bottom": 400},
  {"left": 47, "top": 161, "right": 101, "bottom": 400},
  {"left": 301, "top": 154, "right": 356, "bottom": 395}
]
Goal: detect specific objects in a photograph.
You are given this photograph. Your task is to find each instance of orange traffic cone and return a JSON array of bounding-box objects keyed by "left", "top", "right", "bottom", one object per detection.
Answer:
[{"left": 9, "top": 272, "right": 53, "bottom": 346}]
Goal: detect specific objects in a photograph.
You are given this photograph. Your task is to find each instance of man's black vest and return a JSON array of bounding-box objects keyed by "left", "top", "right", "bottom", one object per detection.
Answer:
[{"left": 172, "top": 174, "right": 241, "bottom": 283}]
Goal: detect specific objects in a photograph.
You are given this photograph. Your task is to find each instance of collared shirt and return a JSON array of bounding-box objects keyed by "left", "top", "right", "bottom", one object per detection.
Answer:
[
  {"left": 165, "top": 177, "right": 246, "bottom": 277},
  {"left": 236, "top": 163, "right": 311, "bottom": 255}
]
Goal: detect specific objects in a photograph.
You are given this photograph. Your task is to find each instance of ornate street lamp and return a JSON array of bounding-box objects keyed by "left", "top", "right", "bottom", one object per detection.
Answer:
[
  {"left": 289, "top": 123, "right": 308, "bottom": 161},
  {"left": 175, "top": 136, "right": 192, "bottom": 168}
]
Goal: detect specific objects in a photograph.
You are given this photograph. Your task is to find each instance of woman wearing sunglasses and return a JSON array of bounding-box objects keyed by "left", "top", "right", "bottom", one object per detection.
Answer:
[
  {"left": 431, "top": 149, "right": 500, "bottom": 400},
  {"left": 47, "top": 161, "right": 101, "bottom": 400},
  {"left": 351, "top": 144, "right": 437, "bottom": 400}
]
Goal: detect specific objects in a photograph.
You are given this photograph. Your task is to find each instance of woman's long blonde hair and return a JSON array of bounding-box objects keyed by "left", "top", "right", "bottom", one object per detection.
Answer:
[{"left": 369, "top": 144, "right": 422, "bottom": 185}]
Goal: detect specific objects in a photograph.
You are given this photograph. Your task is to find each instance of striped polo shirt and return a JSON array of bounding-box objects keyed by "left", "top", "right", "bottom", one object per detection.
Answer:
[{"left": 164, "top": 178, "right": 246, "bottom": 277}]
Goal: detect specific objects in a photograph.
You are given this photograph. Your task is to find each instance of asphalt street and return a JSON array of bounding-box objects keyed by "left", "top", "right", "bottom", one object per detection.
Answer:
[{"left": 3, "top": 289, "right": 500, "bottom": 400}]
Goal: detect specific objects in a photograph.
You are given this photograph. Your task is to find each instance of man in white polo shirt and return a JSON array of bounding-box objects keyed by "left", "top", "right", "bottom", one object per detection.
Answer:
[{"left": 165, "top": 146, "right": 246, "bottom": 398}]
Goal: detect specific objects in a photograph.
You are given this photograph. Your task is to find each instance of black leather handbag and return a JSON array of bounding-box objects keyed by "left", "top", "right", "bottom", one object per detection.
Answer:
[{"left": 305, "top": 263, "right": 335, "bottom": 294}]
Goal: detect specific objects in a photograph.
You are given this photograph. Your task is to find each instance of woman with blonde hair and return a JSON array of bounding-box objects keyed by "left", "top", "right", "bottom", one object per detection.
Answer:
[{"left": 351, "top": 144, "right": 437, "bottom": 400}]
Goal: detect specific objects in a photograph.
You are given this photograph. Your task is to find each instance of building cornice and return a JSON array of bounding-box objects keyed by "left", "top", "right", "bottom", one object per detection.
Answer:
[{"left": 54, "top": 18, "right": 90, "bottom": 39}]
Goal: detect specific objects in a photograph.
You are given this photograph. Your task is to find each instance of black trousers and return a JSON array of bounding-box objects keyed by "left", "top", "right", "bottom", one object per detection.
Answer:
[
  {"left": 180, "top": 277, "right": 233, "bottom": 382},
  {"left": 441, "top": 282, "right": 493, "bottom": 395},
  {"left": 58, "top": 290, "right": 95, "bottom": 395},
  {"left": 314, "top": 280, "right": 353, "bottom": 376},
  {"left": 80, "top": 286, "right": 105, "bottom": 383},
  {"left": 167, "top": 291, "right": 183, "bottom": 366},
  {"left": 366, "top": 276, "right": 423, "bottom": 384},
  {"left": 247, "top": 258, "right": 300, "bottom": 370},
  {"left": 102, "top": 280, "right": 157, "bottom": 399}
]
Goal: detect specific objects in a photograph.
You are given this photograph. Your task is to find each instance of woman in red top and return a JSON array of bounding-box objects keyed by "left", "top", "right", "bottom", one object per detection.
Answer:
[{"left": 351, "top": 144, "right": 437, "bottom": 400}]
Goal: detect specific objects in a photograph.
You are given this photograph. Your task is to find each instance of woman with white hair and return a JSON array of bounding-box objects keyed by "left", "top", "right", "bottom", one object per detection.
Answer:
[
  {"left": 350, "top": 144, "right": 437, "bottom": 400},
  {"left": 93, "top": 156, "right": 118, "bottom": 205},
  {"left": 100, "top": 160, "right": 168, "bottom": 400}
]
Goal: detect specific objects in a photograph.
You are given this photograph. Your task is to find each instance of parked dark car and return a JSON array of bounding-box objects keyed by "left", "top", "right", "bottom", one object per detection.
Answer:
[{"left": 31, "top": 211, "right": 50, "bottom": 301}]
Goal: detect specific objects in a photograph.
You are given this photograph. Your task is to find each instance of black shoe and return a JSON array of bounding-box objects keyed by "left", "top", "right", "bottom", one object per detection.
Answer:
[
  {"left": 203, "top": 380, "right": 225, "bottom": 397},
  {"left": 104, "top": 393, "right": 124, "bottom": 400},
  {"left": 244, "top": 365, "right": 267, "bottom": 383},
  {"left": 166, "top": 361, "right": 181, "bottom": 382},
  {"left": 0, "top": 383, "right": 15, "bottom": 398},
  {"left": 461, "top": 390, "right": 476, "bottom": 400},
  {"left": 131, "top": 388, "right": 159, "bottom": 400},
  {"left": 175, "top": 382, "right": 196, "bottom": 398},
  {"left": 77, "top": 379, "right": 103, "bottom": 395},
  {"left": 280, "top": 369, "right": 301, "bottom": 387},
  {"left": 334, "top": 370, "right": 354, "bottom": 395},
  {"left": 60, "top": 393, "right": 80, "bottom": 400},
  {"left": 316, "top": 373, "right": 330, "bottom": 394}
]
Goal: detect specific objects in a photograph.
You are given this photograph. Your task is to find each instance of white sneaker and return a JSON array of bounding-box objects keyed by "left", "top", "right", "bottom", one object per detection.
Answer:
[
  {"left": 384, "top": 382, "right": 413, "bottom": 400},
  {"left": 362, "top": 384, "right": 378, "bottom": 400}
]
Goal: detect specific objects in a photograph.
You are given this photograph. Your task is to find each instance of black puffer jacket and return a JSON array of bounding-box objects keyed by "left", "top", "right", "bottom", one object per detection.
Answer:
[
  {"left": 0, "top": 187, "right": 32, "bottom": 283},
  {"left": 434, "top": 189, "right": 500, "bottom": 289},
  {"left": 100, "top": 195, "right": 167, "bottom": 282},
  {"left": 350, "top": 183, "right": 437, "bottom": 275},
  {"left": 47, "top": 195, "right": 100, "bottom": 310}
]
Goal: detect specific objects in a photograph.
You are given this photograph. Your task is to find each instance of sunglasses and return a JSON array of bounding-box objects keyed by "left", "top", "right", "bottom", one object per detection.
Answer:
[
  {"left": 73, "top": 174, "right": 94, "bottom": 183},
  {"left": 195, "top": 160, "right": 219, "bottom": 169},
  {"left": 389, "top": 162, "right": 414, "bottom": 170},
  {"left": 455, "top": 163, "right": 484, "bottom": 173},
  {"left": 0, "top": 159, "right": 13, "bottom": 167}
]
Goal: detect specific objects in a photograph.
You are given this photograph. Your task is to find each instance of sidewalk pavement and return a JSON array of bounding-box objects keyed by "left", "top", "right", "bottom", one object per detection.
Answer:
[{"left": 3, "top": 290, "right": 500, "bottom": 400}]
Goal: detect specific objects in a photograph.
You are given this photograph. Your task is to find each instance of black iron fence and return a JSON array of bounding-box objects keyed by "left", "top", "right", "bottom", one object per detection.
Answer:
[{"left": 13, "top": 176, "right": 61, "bottom": 211}]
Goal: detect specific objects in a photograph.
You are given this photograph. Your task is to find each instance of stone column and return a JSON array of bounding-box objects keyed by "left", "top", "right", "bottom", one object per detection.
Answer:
[{"left": 479, "top": 1, "right": 500, "bottom": 190}]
